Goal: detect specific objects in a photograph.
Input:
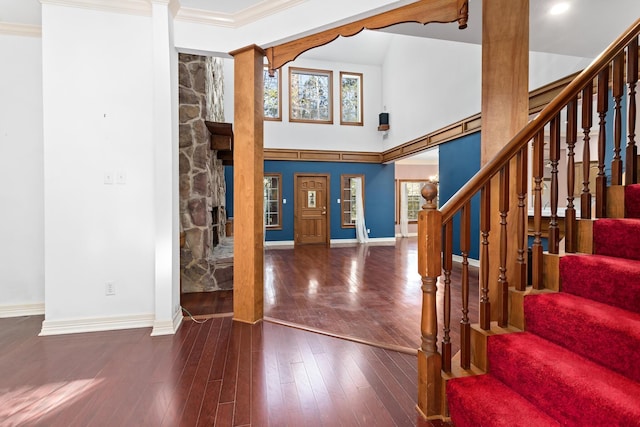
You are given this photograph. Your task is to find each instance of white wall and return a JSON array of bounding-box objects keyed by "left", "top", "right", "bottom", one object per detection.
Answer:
[
  {"left": 0, "top": 33, "right": 44, "bottom": 315},
  {"left": 529, "top": 51, "right": 592, "bottom": 90},
  {"left": 41, "top": 5, "right": 156, "bottom": 327},
  {"left": 381, "top": 36, "right": 482, "bottom": 152},
  {"left": 265, "top": 59, "right": 383, "bottom": 151}
]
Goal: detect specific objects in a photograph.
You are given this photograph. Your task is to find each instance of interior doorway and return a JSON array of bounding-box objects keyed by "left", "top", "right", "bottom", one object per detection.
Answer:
[{"left": 294, "top": 174, "right": 330, "bottom": 245}]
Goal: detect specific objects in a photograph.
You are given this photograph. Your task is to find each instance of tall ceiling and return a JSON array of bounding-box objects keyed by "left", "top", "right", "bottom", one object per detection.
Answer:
[{"left": 3, "top": 1, "right": 639, "bottom": 61}]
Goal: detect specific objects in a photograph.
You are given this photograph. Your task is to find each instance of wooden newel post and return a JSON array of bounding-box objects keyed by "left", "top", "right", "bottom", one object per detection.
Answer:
[{"left": 417, "top": 182, "right": 443, "bottom": 418}]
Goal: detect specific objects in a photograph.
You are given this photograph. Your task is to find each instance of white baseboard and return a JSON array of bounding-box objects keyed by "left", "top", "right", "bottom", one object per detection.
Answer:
[
  {"left": 39, "top": 313, "right": 154, "bottom": 336},
  {"left": 395, "top": 232, "right": 418, "bottom": 238},
  {"left": 151, "top": 309, "right": 183, "bottom": 336},
  {"left": 452, "top": 254, "right": 480, "bottom": 267},
  {"left": 0, "top": 303, "right": 45, "bottom": 318},
  {"left": 264, "top": 240, "right": 295, "bottom": 247}
]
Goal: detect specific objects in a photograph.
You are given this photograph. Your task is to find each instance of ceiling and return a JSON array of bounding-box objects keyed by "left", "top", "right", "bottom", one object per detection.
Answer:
[
  {"left": 4, "top": 1, "right": 640, "bottom": 60},
  {"left": 3, "top": 0, "right": 639, "bottom": 165}
]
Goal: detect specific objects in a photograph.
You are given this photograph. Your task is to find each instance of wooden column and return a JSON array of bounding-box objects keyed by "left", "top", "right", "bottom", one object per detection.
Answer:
[
  {"left": 229, "top": 45, "right": 265, "bottom": 324},
  {"left": 481, "top": 0, "right": 529, "bottom": 322}
]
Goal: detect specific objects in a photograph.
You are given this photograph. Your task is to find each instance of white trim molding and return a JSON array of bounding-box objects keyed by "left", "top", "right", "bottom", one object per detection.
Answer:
[
  {"left": 176, "top": 0, "right": 305, "bottom": 28},
  {"left": 150, "top": 309, "right": 183, "bottom": 336},
  {"left": 40, "top": 0, "right": 152, "bottom": 17},
  {"left": 39, "top": 313, "right": 154, "bottom": 336},
  {"left": 0, "top": 303, "right": 45, "bottom": 318},
  {"left": 452, "top": 254, "right": 480, "bottom": 268},
  {"left": 0, "top": 22, "right": 42, "bottom": 37},
  {"left": 264, "top": 240, "right": 295, "bottom": 247}
]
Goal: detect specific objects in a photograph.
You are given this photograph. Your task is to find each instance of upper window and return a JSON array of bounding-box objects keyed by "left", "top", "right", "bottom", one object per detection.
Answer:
[
  {"left": 264, "top": 173, "right": 282, "bottom": 229},
  {"left": 341, "top": 174, "right": 364, "bottom": 227},
  {"left": 263, "top": 66, "right": 281, "bottom": 121},
  {"left": 289, "top": 67, "right": 333, "bottom": 124},
  {"left": 340, "top": 72, "right": 363, "bottom": 126}
]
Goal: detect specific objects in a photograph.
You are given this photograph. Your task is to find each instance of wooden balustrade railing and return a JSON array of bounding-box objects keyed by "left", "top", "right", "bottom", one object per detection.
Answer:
[{"left": 417, "top": 17, "right": 640, "bottom": 418}]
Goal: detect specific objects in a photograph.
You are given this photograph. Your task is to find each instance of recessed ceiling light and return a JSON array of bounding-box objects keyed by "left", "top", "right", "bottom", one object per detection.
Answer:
[{"left": 550, "top": 2, "right": 570, "bottom": 15}]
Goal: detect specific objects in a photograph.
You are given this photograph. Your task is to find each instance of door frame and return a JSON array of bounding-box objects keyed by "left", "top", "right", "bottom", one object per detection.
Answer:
[{"left": 294, "top": 173, "right": 331, "bottom": 246}]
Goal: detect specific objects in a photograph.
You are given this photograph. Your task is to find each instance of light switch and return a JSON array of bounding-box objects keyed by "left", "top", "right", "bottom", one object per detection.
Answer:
[
  {"left": 104, "top": 171, "right": 114, "bottom": 184},
  {"left": 282, "top": 198, "right": 286, "bottom": 204},
  {"left": 116, "top": 170, "right": 127, "bottom": 184},
  {"left": 337, "top": 198, "right": 341, "bottom": 204}
]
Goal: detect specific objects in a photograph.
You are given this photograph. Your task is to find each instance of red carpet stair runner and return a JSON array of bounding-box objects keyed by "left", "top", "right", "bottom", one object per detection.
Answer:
[{"left": 446, "top": 184, "right": 640, "bottom": 427}]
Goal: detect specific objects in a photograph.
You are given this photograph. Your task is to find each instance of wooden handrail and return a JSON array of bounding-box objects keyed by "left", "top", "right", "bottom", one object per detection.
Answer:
[{"left": 440, "top": 17, "right": 640, "bottom": 224}]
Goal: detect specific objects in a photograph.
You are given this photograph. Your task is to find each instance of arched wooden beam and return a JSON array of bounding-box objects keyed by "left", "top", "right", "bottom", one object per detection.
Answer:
[{"left": 264, "top": 0, "right": 468, "bottom": 75}]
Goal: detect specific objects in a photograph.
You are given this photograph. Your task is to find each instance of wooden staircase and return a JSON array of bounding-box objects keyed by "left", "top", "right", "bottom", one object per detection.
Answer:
[{"left": 416, "top": 18, "right": 640, "bottom": 424}]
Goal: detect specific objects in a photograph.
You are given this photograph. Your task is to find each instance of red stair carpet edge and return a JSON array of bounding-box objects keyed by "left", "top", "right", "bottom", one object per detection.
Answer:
[
  {"left": 559, "top": 254, "right": 640, "bottom": 315},
  {"left": 593, "top": 218, "right": 640, "bottom": 261},
  {"left": 524, "top": 292, "right": 640, "bottom": 383},
  {"left": 488, "top": 332, "right": 640, "bottom": 426}
]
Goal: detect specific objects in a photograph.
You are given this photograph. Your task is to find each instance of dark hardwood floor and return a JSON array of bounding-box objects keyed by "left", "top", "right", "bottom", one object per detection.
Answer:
[{"left": 4, "top": 238, "right": 473, "bottom": 425}]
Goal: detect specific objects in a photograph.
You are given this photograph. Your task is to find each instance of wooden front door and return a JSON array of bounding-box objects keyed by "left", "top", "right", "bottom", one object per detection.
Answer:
[{"left": 295, "top": 174, "right": 330, "bottom": 245}]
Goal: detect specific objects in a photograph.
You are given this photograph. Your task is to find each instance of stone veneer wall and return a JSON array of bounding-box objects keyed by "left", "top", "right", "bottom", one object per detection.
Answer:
[{"left": 179, "top": 54, "right": 231, "bottom": 292}]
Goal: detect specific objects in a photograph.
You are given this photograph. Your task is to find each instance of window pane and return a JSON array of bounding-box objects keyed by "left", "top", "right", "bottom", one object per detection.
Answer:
[
  {"left": 263, "top": 67, "right": 280, "bottom": 120},
  {"left": 340, "top": 72, "right": 362, "bottom": 125},
  {"left": 263, "top": 174, "right": 282, "bottom": 229},
  {"left": 290, "top": 68, "right": 332, "bottom": 123}
]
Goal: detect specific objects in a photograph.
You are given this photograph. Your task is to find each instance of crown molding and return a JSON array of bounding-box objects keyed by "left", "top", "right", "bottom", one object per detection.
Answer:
[
  {"left": 40, "top": 0, "right": 152, "bottom": 17},
  {"left": 0, "top": 22, "right": 42, "bottom": 37},
  {"left": 176, "top": 0, "right": 304, "bottom": 28}
]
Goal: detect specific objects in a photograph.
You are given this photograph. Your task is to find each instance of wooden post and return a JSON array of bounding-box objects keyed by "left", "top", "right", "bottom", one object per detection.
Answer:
[
  {"left": 417, "top": 183, "right": 443, "bottom": 419},
  {"left": 229, "top": 45, "right": 265, "bottom": 324},
  {"left": 481, "top": 0, "right": 529, "bottom": 322}
]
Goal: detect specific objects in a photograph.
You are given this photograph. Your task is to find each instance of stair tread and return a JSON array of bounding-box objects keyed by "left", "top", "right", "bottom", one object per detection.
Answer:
[
  {"left": 446, "top": 374, "right": 561, "bottom": 427},
  {"left": 560, "top": 253, "right": 640, "bottom": 314},
  {"left": 525, "top": 292, "right": 640, "bottom": 382},
  {"left": 593, "top": 218, "right": 640, "bottom": 261},
  {"left": 625, "top": 184, "right": 640, "bottom": 218},
  {"left": 488, "top": 332, "right": 640, "bottom": 426}
]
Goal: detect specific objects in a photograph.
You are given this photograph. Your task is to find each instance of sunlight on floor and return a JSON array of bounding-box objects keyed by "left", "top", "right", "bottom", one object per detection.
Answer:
[{"left": 1, "top": 378, "right": 102, "bottom": 425}]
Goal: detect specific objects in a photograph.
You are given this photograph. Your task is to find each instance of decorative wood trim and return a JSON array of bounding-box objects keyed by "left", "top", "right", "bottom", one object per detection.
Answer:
[
  {"left": 0, "top": 22, "right": 41, "bottom": 37},
  {"left": 264, "top": 148, "right": 382, "bottom": 163},
  {"left": 382, "top": 113, "right": 481, "bottom": 163},
  {"left": 265, "top": 0, "right": 468, "bottom": 73}
]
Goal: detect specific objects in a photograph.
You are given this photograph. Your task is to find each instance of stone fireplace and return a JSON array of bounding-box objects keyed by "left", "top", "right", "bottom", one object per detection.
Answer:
[{"left": 179, "top": 53, "right": 233, "bottom": 292}]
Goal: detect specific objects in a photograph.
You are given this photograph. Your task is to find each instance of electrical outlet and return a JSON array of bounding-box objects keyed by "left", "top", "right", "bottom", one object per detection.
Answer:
[
  {"left": 105, "top": 281, "right": 116, "bottom": 296},
  {"left": 104, "top": 171, "right": 114, "bottom": 184}
]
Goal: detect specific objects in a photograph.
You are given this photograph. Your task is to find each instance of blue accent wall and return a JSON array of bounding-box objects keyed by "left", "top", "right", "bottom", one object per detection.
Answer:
[
  {"left": 439, "top": 132, "right": 482, "bottom": 259},
  {"left": 224, "top": 161, "right": 395, "bottom": 241}
]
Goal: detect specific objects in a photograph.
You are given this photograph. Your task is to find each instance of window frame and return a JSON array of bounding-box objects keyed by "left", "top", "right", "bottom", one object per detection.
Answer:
[
  {"left": 340, "top": 71, "right": 363, "bottom": 126},
  {"left": 289, "top": 67, "right": 333, "bottom": 124},
  {"left": 341, "top": 174, "right": 365, "bottom": 228},
  {"left": 396, "top": 180, "right": 429, "bottom": 224},
  {"left": 264, "top": 173, "right": 283, "bottom": 230},
  {"left": 263, "top": 66, "right": 281, "bottom": 121}
]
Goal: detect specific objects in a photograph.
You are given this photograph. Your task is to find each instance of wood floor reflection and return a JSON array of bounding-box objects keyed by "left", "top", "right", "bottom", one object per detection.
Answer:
[{"left": 264, "top": 238, "right": 479, "bottom": 355}]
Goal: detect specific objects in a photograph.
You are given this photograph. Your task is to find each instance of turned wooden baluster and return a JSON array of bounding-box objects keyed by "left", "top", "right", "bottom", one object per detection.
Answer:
[
  {"left": 515, "top": 147, "right": 528, "bottom": 290},
  {"left": 442, "top": 221, "right": 453, "bottom": 373},
  {"left": 612, "top": 52, "right": 625, "bottom": 185},
  {"left": 596, "top": 65, "right": 610, "bottom": 218},
  {"left": 565, "top": 98, "right": 579, "bottom": 253},
  {"left": 480, "top": 184, "right": 491, "bottom": 330},
  {"left": 460, "top": 202, "right": 471, "bottom": 369},
  {"left": 417, "top": 183, "right": 442, "bottom": 417},
  {"left": 498, "top": 164, "right": 510, "bottom": 326},
  {"left": 532, "top": 131, "right": 545, "bottom": 289},
  {"left": 549, "top": 113, "right": 561, "bottom": 253},
  {"left": 581, "top": 82, "right": 594, "bottom": 219},
  {"left": 627, "top": 36, "right": 638, "bottom": 184}
]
